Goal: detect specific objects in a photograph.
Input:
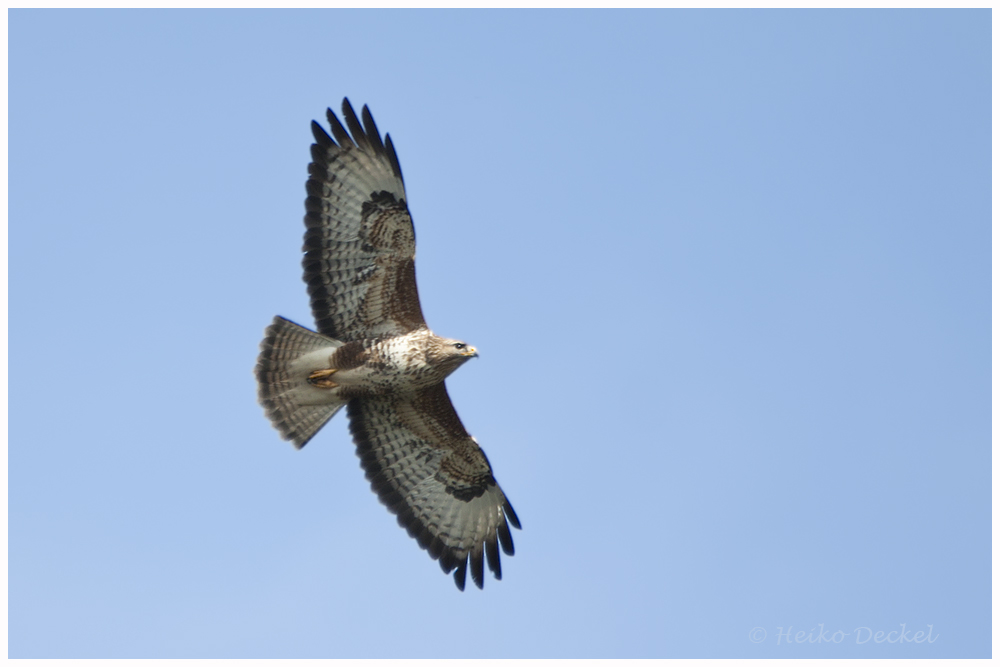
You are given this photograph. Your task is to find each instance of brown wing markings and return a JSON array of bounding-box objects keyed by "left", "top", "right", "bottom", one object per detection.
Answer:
[
  {"left": 380, "top": 256, "right": 424, "bottom": 333},
  {"left": 346, "top": 385, "right": 518, "bottom": 590},
  {"left": 408, "top": 384, "right": 495, "bottom": 501},
  {"left": 348, "top": 396, "right": 451, "bottom": 550},
  {"left": 361, "top": 191, "right": 413, "bottom": 252},
  {"left": 352, "top": 192, "right": 424, "bottom": 332},
  {"left": 303, "top": 100, "right": 423, "bottom": 341}
]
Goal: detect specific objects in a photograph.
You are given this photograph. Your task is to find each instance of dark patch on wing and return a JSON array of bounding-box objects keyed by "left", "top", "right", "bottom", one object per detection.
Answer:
[
  {"left": 411, "top": 384, "right": 495, "bottom": 501},
  {"left": 410, "top": 382, "right": 472, "bottom": 441},
  {"left": 302, "top": 99, "right": 425, "bottom": 341},
  {"left": 361, "top": 190, "right": 404, "bottom": 221},
  {"left": 384, "top": 257, "right": 426, "bottom": 334},
  {"left": 347, "top": 385, "right": 520, "bottom": 590}
]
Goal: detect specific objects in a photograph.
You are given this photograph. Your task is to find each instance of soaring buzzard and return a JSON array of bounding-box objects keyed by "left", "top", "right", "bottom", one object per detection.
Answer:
[{"left": 255, "top": 99, "right": 520, "bottom": 590}]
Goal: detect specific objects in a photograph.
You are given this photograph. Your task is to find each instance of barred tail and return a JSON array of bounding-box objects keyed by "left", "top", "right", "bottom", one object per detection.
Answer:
[{"left": 255, "top": 316, "right": 347, "bottom": 448}]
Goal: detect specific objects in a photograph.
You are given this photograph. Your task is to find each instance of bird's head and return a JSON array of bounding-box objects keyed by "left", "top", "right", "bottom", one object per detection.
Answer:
[
  {"left": 450, "top": 340, "right": 479, "bottom": 358},
  {"left": 429, "top": 336, "right": 479, "bottom": 373}
]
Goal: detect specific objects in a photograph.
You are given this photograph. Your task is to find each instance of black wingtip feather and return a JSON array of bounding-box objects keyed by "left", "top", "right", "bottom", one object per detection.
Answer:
[
  {"left": 311, "top": 120, "right": 334, "bottom": 147},
  {"left": 341, "top": 98, "right": 371, "bottom": 152},
  {"left": 470, "top": 547, "right": 484, "bottom": 589},
  {"left": 485, "top": 537, "right": 501, "bottom": 580},
  {"left": 385, "top": 134, "right": 405, "bottom": 184},
  {"left": 439, "top": 551, "right": 457, "bottom": 575},
  {"left": 504, "top": 499, "right": 522, "bottom": 530},
  {"left": 453, "top": 560, "right": 467, "bottom": 591},
  {"left": 498, "top": 520, "right": 515, "bottom": 556},
  {"left": 326, "top": 107, "right": 353, "bottom": 146},
  {"left": 361, "top": 104, "right": 385, "bottom": 153}
]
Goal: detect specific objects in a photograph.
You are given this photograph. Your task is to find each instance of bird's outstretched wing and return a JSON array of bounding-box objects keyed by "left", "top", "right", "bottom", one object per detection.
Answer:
[
  {"left": 303, "top": 99, "right": 427, "bottom": 342},
  {"left": 347, "top": 383, "right": 521, "bottom": 590}
]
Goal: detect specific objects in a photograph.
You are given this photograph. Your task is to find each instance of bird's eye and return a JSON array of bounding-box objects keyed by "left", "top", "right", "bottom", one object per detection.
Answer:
[{"left": 454, "top": 343, "right": 466, "bottom": 350}]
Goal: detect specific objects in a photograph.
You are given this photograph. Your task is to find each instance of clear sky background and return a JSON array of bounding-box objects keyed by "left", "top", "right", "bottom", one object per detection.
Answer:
[{"left": 9, "top": 9, "right": 990, "bottom": 659}]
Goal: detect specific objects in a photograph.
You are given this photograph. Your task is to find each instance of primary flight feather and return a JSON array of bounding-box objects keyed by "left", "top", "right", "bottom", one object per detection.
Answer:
[{"left": 255, "top": 99, "right": 520, "bottom": 591}]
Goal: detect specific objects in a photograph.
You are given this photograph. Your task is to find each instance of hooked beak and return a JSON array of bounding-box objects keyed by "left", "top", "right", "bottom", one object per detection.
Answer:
[{"left": 462, "top": 346, "right": 479, "bottom": 358}]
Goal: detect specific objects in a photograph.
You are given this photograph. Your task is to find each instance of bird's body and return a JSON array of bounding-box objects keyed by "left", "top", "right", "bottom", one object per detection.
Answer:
[
  {"left": 260, "top": 322, "right": 477, "bottom": 406},
  {"left": 255, "top": 99, "right": 519, "bottom": 590}
]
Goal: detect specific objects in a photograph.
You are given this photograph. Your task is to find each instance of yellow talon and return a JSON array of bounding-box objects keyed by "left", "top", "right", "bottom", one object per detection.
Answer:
[{"left": 308, "top": 368, "right": 339, "bottom": 388}]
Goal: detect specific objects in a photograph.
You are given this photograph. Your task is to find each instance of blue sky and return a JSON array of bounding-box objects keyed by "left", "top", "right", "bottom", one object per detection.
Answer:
[{"left": 9, "top": 9, "right": 990, "bottom": 659}]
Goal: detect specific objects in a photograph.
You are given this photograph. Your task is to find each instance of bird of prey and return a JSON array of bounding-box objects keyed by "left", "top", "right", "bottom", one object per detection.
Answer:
[{"left": 255, "top": 99, "right": 520, "bottom": 590}]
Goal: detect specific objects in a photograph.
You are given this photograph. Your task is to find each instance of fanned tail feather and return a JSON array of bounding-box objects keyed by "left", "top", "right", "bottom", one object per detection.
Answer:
[{"left": 255, "top": 316, "right": 347, "bottom": 448}]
